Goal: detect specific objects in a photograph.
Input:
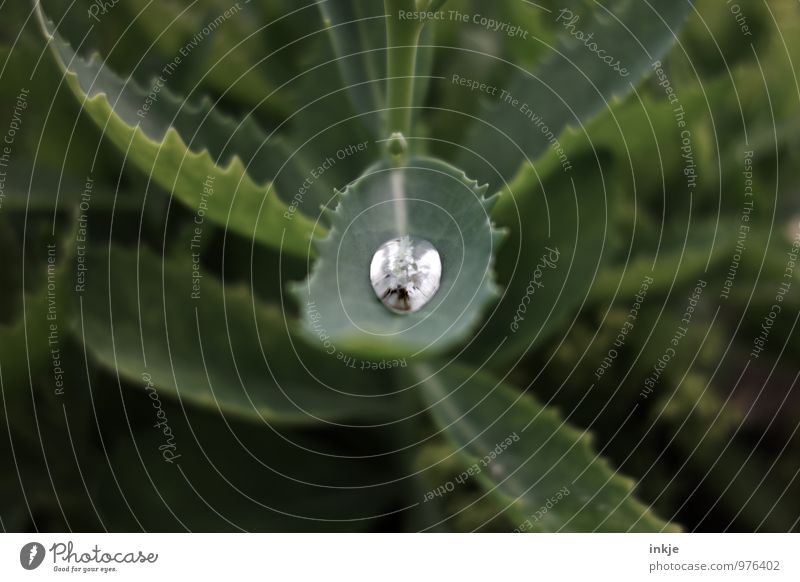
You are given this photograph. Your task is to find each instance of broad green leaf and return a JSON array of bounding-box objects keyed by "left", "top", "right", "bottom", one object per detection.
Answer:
[
  {"left": 458, "top": 0, "right": 692, "bottom": 188},
  {"left": 468, "top": 56, "right": 732, "bottom": 366},
  {"left": 465, "top": 150, "right": 612, "bottom": 366},
  {"left": 423, "top": 2, "right": 554, "bottom": 159},
  {"left": 473, "top": 59, "right": 780, "bottom": 366},
  {"left": 115, "top": 0, "right": 291, "bottom": 115},
  {"left": 410, "top": 362, "right": 680, "bottom": 532},
  {"left": 490, "top": 83, "right": 719, "bottom": 220},
  {"left": 319, "top": 0, "right": 438, "bottom": 139},
  {"left": 411, "top": 439, "right": 517, "bottom": 532},
  {"left": 75, "top": 246, "right": 409, "bottom": 425},
  {"left": 34, "top": 2, "right": 321, "bottom": 258},
  {"left": 96, "top": 408, "right": 406, "bottom": 532},
  {"left": 489, "top": 67, "right": 756, "bottom": 225},
  {"left": 424, "top": 0, "right": 449, "bottom": 12},
  {"left": 292, "top": 157, "right": 501, "bottom": 358},
  {"left": 319, "top": 0, "right": 387, "bottom": 134},
  {"left": 0, "top": 23, "right": 126, "bottom": 192}
]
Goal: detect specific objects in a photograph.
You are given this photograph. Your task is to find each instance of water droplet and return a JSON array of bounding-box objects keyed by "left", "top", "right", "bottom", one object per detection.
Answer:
[{"left": 370, "top": 236, "right": 442, "bottom": 314}]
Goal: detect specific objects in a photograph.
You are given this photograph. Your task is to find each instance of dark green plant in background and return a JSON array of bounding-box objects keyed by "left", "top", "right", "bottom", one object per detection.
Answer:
[{"left": 1, "top": 0, "right": 798, "bottom": 532}]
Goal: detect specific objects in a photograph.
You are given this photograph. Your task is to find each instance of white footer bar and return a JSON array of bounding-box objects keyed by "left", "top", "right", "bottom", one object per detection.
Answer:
[{"left": 1, "top": 533, "right": 797, "bottom": 581}]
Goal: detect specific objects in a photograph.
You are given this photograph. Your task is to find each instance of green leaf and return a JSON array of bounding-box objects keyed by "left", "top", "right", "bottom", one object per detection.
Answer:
[
  {"left": 114, "top": 0, "right": 292, "bottom": 115},
  {"left": 410, "top": 362, "right": 680, "bottom": 532},
  {"left": 292, "top": 157, "right": 501, "bottom": 358},
  {"left": 411, "top": 439, "right": 517, "bottom": 532},
  {"left": 384, "top": 0, "right": 426, "bottom": 137},
  {"left": 466, "top": 64, "right": 744, "bottom": 366},
  {"left": 34, "top": 2, "right": 321, "bottom": 258},
  {"left": 458, "top": 0, "right": 692, "bottom": 188},
  {"left": 490, "top": 71, "right": 732, "bottom": 220},
  {"left": 424, "top": 0, "right": 449, "bottom": 13},
  {"left": 467, "top": 57, "right": 736, "bottom": 366},
  {"left": 74, "top": 246, "right": 408, "bottom": 425},
  {"left": 319, "top": 0, "right": 387, "bottom": 135},
  {"left": 465, "top": 150, "right": 612, "bottom": 366}
]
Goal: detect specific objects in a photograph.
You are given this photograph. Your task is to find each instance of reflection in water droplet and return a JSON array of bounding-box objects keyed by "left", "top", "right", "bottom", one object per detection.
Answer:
[{"left": 370, "top": 236, "right": 442, "bottom": 314}]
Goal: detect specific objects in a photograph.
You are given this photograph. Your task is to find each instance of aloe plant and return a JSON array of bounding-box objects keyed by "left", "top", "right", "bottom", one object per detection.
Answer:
[
  {"left": 4, "top": 0, "right": 797, "bottom": 532},
  {"left": 23, "top": 0, "right": 691, "bottom": 532}
]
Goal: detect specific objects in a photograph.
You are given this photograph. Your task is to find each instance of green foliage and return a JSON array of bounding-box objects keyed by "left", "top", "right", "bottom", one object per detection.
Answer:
[
  {"left": 468, "top": 150, "right": 612, "bottom": 366},
  {"left": 319, "top": 0, "right": 388, "bottom": 134},
  {"left": 294, "top": 157, "right": 501, "bottom": 358},
  {"left": 2, "top": 0, "right": 798, "bottom": 533},
  {"left": 77, "top": 246, "right": 408, "bottom": 425},
  {"left": 411, "top": 363, "right": 678, "bottom": 531},
  {"left": 458, "top": 0, "right": 693, "bottom": 187},
  {"left": 35, "top": 6, "right": 321, "bottom": 258}
]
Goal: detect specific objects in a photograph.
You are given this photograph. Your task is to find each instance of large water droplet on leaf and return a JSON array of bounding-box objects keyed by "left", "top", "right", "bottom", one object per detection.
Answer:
[{"left": 370, "top": 236, "right": 441, "bottom": 313}]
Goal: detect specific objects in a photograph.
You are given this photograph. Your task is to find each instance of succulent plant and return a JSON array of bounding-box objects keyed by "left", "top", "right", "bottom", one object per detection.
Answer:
[{"left": 2, "top": 0, "right": 799, "bottom": 532}]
